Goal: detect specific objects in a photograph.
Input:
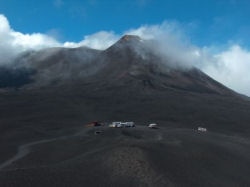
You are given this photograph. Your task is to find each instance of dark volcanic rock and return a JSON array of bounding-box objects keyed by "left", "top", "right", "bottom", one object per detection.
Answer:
[
  {"left": 0, "top": 66, "right": 35, "bottom": 88},
  {"left": 0, "top": 35, "right": 250, "bottom": 187}
]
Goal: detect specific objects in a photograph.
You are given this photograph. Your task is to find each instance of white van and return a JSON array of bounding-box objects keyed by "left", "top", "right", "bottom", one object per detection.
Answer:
[{"left": 122, "top": 122, "right": 135, "bottom": 127}]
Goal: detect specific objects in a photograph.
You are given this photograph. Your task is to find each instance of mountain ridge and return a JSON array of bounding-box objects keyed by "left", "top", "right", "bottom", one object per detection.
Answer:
[
  {"left": 0, "top": 35, "right": 234, "bottom": 96},
  {"left": 1, "top": 35, "right": 250, "bottom": 187}
]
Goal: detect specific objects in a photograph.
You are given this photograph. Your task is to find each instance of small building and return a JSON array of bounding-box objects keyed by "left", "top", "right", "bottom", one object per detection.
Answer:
[
  {"left": 109, "top": 121, "right": 135, "bottom": 128},
  {"left": 198, "top": 127, "right": 207, "bottom": 132}
]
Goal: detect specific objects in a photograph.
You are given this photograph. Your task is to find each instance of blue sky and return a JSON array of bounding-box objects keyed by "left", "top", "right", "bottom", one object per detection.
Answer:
[
  {"left": 0, "top": 0, "right": 250, "bottom": 46},
  {"left": 1, "top": 0, "right": 250, "bottom": 96}
]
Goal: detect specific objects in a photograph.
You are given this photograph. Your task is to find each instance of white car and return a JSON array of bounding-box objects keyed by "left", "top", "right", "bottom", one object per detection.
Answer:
[{"left": 148, "top": 123, "right": 158, "bottom": 129}]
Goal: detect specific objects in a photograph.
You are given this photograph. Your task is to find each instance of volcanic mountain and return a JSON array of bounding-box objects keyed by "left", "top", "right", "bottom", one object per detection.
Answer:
[
  {"left": 1, "top": 35, "right": 250, "bottom": 186},
  {"left": 1, "top": 35, "right": 233, "bottom": 94}
]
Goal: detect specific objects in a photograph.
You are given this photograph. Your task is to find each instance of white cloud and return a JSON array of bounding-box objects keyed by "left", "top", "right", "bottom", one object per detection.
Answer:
[
  {"left": 1, "top": 14, "right": 250, "bottom": 96},
  {"left": 63, "top": 31, "right": 119, "bottom": 49},
  {"left": 125, "top": 22, "right": 203, "bottom": 69},
  {"left": 0, "top": 14, "right": 119, "bottom": 63},
  {"left": 0, "top": 14, "right": 10, "bottom": 33},
  {"left": 0, "top": 14, "right": 60, "bottom": 63},
  {"left": 125, "top": 23, "right": 250, "bottom": 96},
  {"left": 203, "top": 45, "right": 250, "bottom": 96}
]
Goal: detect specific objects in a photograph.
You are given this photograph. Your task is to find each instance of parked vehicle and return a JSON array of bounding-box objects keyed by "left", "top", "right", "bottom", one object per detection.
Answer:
[
  {"left": 109, "top": 122, "right": 122, "bottom": 128},
  {"left": 123, "top": 122, "right": 135, "bottom": 127},
  {"left": 198, "top": 127, "right": 207, "bottom": 132},
  {"left": 148, "top": 123, "right": 158, "bottom": 129}
]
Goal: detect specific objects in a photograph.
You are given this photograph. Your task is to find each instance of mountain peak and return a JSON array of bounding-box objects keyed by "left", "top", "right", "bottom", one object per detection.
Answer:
[
  {"left": 107, "top": 35, "right": 143, "bottom": 49},
  {"left": 105, "top": 34, "right": 145, "bottom": 54},
  {"left": 120, "top": 35, "right": 142, "bottom": 42}
]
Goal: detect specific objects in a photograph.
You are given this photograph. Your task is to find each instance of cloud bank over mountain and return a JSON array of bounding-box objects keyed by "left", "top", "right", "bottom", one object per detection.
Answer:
[
  {"left": 1, "top": 14, "right": 250, "bottom": 96},
  {"left": 0, "top": 14, "right": 60, "bottom": 63}
]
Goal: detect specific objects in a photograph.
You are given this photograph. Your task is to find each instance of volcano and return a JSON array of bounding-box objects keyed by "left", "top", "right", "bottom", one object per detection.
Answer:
[{"left": 0, "top": 35, "right": 250, "bottom": 187}]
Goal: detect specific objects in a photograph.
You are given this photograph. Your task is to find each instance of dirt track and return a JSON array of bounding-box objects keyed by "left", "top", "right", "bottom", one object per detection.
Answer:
[{"left": 1, "top": 125, "right": 250, "bottom": 187}]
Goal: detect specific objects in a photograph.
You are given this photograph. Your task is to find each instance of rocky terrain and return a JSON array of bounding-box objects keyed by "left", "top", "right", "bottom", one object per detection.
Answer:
[{"left": 0, "top": 35, "right": 250, "bottom": 186}]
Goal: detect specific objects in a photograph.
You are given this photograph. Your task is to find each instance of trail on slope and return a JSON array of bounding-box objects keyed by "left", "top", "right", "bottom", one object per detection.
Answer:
[{"left": 0, "top": 128, "right": 88, "bottom": 171}]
